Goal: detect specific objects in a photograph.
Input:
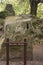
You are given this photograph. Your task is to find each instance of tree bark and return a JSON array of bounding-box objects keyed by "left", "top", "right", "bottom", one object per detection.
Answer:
[{"left": 30, "top": 0, "right": 40, "bottom": 16}]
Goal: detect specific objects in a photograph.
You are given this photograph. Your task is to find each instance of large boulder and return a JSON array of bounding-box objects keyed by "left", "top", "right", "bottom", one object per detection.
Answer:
[{"left": 4, "top": 15, "right": 32, "bottom": 42}]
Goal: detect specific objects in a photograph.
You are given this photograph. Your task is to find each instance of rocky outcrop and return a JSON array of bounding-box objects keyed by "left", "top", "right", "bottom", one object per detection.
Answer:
[{"left": 4, "top": 15, "right": 43, "bottom": 43}]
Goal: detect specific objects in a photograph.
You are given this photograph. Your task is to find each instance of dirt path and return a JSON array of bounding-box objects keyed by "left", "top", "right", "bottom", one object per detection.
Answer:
[
  {"left": 0, "top": 44, "right": 43, "bottom": 65},
  {"left": 33, "top": 44, "right": 43, "bottom": 60},
  {"left": 0, "top": 61, "right": 43, "bottom": 65}
]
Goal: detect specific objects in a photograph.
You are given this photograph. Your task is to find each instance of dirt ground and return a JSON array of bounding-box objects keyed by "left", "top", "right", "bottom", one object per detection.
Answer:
[
  {"left": 0, "top": 44, "right": 43, "bottom": 65},
  {"left": 33, "top": 44, "right": 43, "bottom": 60},
  {"left": 0, "top": 61, "right": 43, "bottom": 65}
]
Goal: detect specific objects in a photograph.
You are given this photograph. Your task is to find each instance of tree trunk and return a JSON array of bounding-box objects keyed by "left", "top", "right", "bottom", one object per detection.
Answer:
[
  {"left": 30, "top": 2, "right": 37, "bottom": 16},
  {"left": 30, "top": 0, "right": 40, "bottom": 16}
]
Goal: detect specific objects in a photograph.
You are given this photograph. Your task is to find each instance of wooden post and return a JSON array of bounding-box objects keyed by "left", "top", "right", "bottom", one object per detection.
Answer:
[
  {"left": 6, "top": 38, "right": 27, "bottom": 65},
  {"left": 24, "top": 39, "right": 27, "bottom": 65},
  {"left": 6, "top": 38, "right": 9, "bottom": 65}
]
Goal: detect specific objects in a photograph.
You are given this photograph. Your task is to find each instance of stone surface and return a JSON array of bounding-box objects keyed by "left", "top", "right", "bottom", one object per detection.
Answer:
[
  {"left": 4, "top": 15, "right": 43, "bottom": 43},
  {"left": 4, "top": 15, "right": 32, "bottom": 42}
]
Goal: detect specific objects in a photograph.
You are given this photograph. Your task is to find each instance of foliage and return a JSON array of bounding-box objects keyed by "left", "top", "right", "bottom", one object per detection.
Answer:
[
  {"left": 0, "top": 0, "right": 43, "bottom": 18},
  {"left": 12, "top": 0, "right": 30, "bottom": 15},
  {"left": 37, "top": 3, "right": 43, "bottom": 19},
  {"left": 0, "top": 11, "right": 6, "bottom": 19}
]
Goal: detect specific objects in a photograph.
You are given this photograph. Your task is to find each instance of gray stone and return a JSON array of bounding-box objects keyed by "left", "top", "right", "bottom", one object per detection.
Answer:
[{"left": 4, "top": 15, "right": 32, "bottom": 42}]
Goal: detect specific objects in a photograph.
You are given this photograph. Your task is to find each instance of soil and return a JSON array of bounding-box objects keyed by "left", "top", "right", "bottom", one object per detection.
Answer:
[
  {"left": 33, "top": 44, "right": 43, "bottom": 61},
  {"left": 0, "top": 44, "right": 43, "bottom": 65},
  {"left": 0, "top": 61, "right": 43, "bottom": 65}
]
